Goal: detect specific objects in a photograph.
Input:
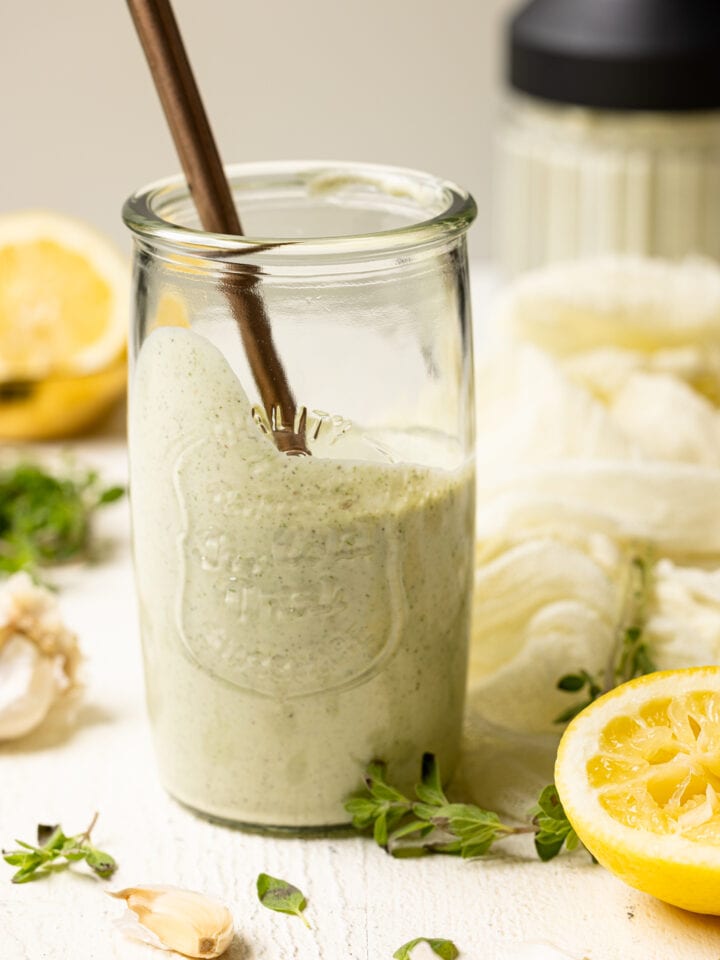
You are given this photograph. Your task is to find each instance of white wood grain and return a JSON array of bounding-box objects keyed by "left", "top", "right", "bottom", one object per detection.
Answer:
[{"left": 2, "top": 438, "right": 720, "bottom": 960}]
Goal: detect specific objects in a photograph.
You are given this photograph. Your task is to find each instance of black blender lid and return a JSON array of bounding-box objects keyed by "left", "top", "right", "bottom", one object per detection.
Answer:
[{"left": 509, "top": 0, "right": 720, "bottom": 111}]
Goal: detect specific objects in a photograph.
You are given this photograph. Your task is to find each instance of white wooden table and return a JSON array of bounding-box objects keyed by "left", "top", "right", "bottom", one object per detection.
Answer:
[{"left": 4, "top": 276, "right": 720, "bottom": 959}]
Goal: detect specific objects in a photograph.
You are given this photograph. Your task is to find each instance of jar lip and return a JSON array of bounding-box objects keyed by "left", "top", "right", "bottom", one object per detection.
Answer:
[{"left": 121, "top": 160, "right": 476, "bottom": 259}]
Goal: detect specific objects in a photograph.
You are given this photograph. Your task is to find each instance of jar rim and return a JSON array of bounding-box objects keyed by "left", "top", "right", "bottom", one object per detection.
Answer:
[{"left": 122, "top": 160, "right": 476, "bottom": 260}]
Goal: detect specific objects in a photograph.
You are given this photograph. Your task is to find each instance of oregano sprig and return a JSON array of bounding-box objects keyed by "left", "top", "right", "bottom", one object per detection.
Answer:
[
  {"left": 2, "top": 813, "right": 117, "bottom": 883},
  {"left": 555, "top": 554, "right": 656, "bottom": 724},
  {"left": 0, "top": 461, "right": 125, "bottom": 579},
  {"left": 345, "top": 754, "right": 579, "bottom": 862}
]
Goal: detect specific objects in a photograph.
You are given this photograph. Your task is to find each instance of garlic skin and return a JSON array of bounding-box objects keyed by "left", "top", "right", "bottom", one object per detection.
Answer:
[
  {"left": 110, "top": 885, "right": 234, "bottom": 959},
  {"left": 0, "top": 572, "right": 81, "bottom": 740}
]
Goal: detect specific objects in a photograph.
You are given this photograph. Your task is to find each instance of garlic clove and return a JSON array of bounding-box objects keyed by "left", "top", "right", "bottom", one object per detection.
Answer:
[
  {"left": 109, "top": 885, "right": 234, "bottom": 959},
  {"left": 0, "top": 572, "right": 82, "bottom": 740},
  {"left": 0, "top": 636, "right": 58, "bottom": 739}
]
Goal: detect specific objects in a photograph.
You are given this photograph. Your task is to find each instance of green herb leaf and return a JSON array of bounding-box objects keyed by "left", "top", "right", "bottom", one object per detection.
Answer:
[
  {"left": 10, "top": 862, "right": 44, "bottom": 884},
  {"left": 2, "top": 814, "right": 116, "bottom": 883},
  {"left": 84, "top": 849, "right": 117, "bottom": 879},
  {"left": 364, "top": 761, "right": 410, "bottom": 805},
  {"left": 388, "top": 818, "right": 434, "bottom": 842},
  {"left": 429, "top": 803, "right": 506, "bottom": 859},
  {"left": 0, "top": 461, "right": 125, "bottom": 579},
  {"left": 97, "top": 485, "right": 125, "bottom": 505},
  {"left": 1, "top": 852, "right": 30, "bottom": 866},
  {"left": 345, "top": 759, "right": 413, "bottom": 849},
  {"left": 531, "top": 785, "right": 579, "bottom": 862},
  {"left": 343, "top": 796, "right": 379, "bottom": 829},
  {"left": 393, "top": 937, "right": 459, "bottom": 959},
  {"left": 256, "top": 873, "right": 310, "bottom": 928}
]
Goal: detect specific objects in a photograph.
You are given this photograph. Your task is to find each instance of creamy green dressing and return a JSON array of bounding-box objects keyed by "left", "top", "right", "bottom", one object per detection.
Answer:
[{"left": 130, "top": 327, "right": 474, "bottom": 827}]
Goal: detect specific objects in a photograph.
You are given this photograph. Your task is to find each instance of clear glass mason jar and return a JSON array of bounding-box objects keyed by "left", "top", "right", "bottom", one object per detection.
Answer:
[{"left": 123, "top": 161, "right": 477, "bottom": 830}]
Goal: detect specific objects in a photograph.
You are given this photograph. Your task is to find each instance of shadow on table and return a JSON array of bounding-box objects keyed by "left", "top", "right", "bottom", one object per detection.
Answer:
[
  {"left": 0, "top": 700, "right": 115, "bottom": 753},
  {"left": 651, "top": 900, "right": 720, "bottom": 948},
  {"left": 225, "top": 936, "right": 255, "bottom": 959}
]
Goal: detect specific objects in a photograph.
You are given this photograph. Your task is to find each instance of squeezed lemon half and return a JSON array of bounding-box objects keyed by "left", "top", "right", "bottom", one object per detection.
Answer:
[{"left": 555, "top": 667, "right": 720, "bottom": 914}]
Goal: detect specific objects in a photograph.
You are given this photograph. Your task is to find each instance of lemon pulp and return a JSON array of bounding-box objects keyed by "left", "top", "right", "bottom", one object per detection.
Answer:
[{"left": 588, "top": 691, "right": 720, "bottom": 842}]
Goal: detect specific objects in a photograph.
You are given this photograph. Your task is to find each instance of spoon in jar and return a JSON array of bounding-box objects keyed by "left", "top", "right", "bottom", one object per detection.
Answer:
[{"left": 126, "top": 0, "right": 309, "bottom": 455}]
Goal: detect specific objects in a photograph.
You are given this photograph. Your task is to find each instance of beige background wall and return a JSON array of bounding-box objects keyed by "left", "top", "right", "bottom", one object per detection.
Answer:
[{"left": 2, "top": 0, "right": 517, "bottom": 256}]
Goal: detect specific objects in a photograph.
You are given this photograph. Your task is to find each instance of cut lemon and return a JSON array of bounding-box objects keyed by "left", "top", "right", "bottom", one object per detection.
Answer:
[
  {"left": 555, "top": 667, "right": 720, "bottom": 914},
  {"left": 0, "top": 357, "right": 127, "bottom": 440},
  {"left": 0, "top": 210, "right": 129, "bottom": 438},
  {"left": 0, "top": 210, "right": 128, "bottom": 380}
]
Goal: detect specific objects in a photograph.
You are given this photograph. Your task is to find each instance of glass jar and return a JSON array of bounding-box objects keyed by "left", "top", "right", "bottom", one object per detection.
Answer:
[
  {"left": 495, "top": 93, "right": 720, "bottom": 277},
  {"left": 495, "top": 0, "right": 720, "bottom": 278},
  {"left": 123, "top": 161, "right": 477, "bottom": 830}
]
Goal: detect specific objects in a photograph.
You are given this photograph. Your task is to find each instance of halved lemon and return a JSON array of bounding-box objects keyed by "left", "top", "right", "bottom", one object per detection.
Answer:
[
  {"left": 0, "top": 358, "right": 127, "bottom": 440},
  {"left": 0, "top": 210, "right": 129, "bottom": 438},
  {"left": 0, "top": 210, "right": 128, "bottom": 380},
  {"left": 555, "top": 667, "right": 720, "bottom": 914}
]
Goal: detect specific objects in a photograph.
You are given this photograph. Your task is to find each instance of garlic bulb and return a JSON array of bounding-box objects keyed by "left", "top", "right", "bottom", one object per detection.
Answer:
[
  {"left": 110, "top": 885, "right": 234, "bottom": 959},
  {"left": 0, "top": 572, "right": 81, "bottom": 739}
]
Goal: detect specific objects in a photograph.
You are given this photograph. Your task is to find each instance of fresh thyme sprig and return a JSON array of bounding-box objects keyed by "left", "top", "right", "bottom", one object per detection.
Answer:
[
  {"left": 345, "top": 754, "right": 579, "bottom": 862},
  {"left": 2, "top": 813, "right": 117, "bottom": 883},
  {"left": 555, "top": 554, "right": 656, "bottom": 724},
  {"left": 0, "top": 461, "right": 124, "bottom": 579}
]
